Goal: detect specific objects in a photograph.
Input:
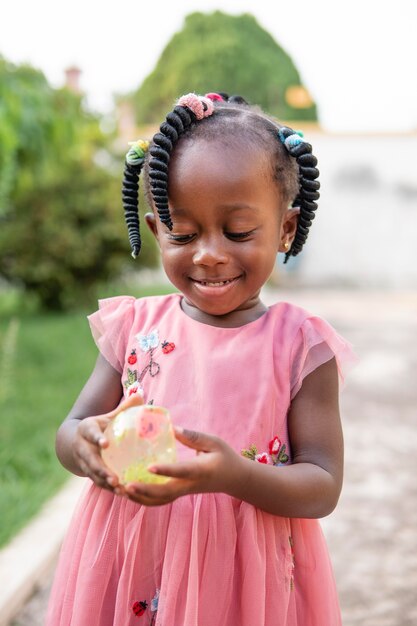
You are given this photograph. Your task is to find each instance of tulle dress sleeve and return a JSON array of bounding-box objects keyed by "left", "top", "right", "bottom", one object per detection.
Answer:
[
  {"left": 290, "top": 316, "right": 357, "bottom": 400},
  {"left": 87, "top": 296, "right": 136, "bottom": 373}
]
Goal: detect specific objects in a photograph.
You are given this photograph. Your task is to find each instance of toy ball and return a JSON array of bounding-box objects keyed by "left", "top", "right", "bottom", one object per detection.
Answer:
[{"left": 102, "top": 404, "right": 177, "bottom": 484}]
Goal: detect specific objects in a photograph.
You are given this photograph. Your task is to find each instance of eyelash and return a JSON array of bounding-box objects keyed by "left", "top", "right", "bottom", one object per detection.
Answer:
[{"left": 168, "top": 230, "right": 255, "bottom": 244}]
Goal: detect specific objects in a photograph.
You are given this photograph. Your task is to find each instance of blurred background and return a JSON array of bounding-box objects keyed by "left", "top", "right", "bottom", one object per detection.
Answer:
[{"left": 0, "top": 1, "right": 416, "bottom": 624}]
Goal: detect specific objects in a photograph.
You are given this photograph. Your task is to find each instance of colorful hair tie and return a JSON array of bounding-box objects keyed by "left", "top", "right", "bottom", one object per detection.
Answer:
[
  {"left": 176, "top": 93, "right": 214, "bottom": 119},
  {"left": 278, "top": 129, "right": 306, "bottom": 150},
  {"left": 126, "top": 139, "right": 150, "bottom": 166},
  {"left": 205, "top": 92, "right": 225, "bottom": 102}
]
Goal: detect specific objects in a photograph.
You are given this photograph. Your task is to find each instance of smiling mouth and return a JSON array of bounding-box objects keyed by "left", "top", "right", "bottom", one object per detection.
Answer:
[{"left": 191, "top": 276, "right": 241, "bottom": 287}]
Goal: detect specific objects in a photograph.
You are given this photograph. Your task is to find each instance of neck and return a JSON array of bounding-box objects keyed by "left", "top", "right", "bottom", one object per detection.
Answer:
[{"left": 180, "top": 296, "right": 268, "bottom": 328}]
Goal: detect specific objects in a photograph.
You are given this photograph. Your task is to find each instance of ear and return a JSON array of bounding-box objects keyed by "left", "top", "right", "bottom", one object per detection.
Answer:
[
  {"left": 278, "top": 207, "right": 299, "bottom": 253},
  {"left": 145, "top": 212, "right": 160, "bottom": 244}
]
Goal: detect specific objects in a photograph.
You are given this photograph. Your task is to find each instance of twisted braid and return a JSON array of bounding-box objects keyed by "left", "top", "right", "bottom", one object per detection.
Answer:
[
  {"left": 122, "top": 140, "right": 149, "bottom": 258},
  {"left": 149, "top": 106, "right": 196, "bottom": 230},
  {"left": 277, "top": 127, "right": 320, "bottom": 263},
  {"left": 121, "top": 92, "right": 320, "bottom": 263}
]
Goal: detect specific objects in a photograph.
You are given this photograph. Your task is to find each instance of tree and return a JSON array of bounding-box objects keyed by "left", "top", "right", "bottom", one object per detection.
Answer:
[
  {"left": 0, "top": 57, "right": 158, "bottom": 310},
  {"left": 132, "top": 11, "right": 317, "bottom": 124}
]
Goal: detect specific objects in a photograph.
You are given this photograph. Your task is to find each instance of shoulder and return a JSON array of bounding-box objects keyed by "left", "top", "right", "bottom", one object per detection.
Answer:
[
  {"left": 267, "top": 300, "right": 342, "bottom": 343},
  {"left": 93, "top": 292, "right": 180, "bottom": 321}
]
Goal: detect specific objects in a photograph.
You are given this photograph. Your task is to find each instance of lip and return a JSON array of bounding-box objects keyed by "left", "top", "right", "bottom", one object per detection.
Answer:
[
  {"left": 190, "top": 276, "right": 241, "bottom": 286},
  {"left": 189, "top": 275, "right": 242, "bottom": 297}
]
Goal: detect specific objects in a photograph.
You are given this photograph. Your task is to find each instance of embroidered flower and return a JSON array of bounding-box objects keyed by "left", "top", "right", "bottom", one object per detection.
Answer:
[
  {"left": 132, "top": 600, "right": 148, "bottom": 616},
  {"left": 137, "top": 330, "right": 159, "bottom": 352},
  {"left": 241, "top": 435, "right": 289, "bottom": 465},
  {"left": 255, "top": 452, "right": 272, "bottom": 464},
  {"left": 162, "top": 340, "right": 175, "bottom": 354},
  {"left": 269, "top": 436, "right": 281, "bottom": 455},
  {"left": 126, "top": 381, "right": 144, "bottom": 397}
]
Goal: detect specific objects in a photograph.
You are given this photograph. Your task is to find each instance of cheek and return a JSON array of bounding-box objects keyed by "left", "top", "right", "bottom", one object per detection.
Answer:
[{"left": 159, "top": 245, "right": 189, "bottom": 273}]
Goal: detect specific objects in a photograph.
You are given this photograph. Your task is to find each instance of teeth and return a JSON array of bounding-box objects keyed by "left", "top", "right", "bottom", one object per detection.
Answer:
[{"left": 200, "top": 280, "right": 231, "bottom": 286}]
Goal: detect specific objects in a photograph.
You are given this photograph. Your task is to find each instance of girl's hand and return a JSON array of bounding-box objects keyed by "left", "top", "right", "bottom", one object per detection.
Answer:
[
  {"left": 73, "top": 394, "right": 144, "bottom": 492},
  {"left": 125, "top": 427, "right": 248, "bottom": 506}
]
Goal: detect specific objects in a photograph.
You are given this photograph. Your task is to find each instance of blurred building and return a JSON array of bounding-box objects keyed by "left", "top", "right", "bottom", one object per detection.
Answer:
[{"left": 64, "top": 66, "right": 82, "bottom": 94}]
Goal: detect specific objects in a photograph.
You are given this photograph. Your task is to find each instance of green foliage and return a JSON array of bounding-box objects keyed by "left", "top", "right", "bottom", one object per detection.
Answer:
[
  {"left": 0, "top": 281, "right": 175, "bottom": 547},
  {"left": 0, "top": 311, "right": 96, "bottom": 547},
  {"left": 0, "top": 56, "right": 158, "bottom": 310},
  {"left": 132, "top": 11, "right": 317, "bottom": 123}
]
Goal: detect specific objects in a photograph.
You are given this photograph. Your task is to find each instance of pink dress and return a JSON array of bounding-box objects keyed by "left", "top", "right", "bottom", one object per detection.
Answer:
[{"left": 47, "top": 293, "right": 355, "bottom": 626}]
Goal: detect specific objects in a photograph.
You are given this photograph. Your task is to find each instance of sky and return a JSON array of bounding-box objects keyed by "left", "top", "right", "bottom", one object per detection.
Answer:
[{"left": 1, "top": 0, "right": 416, "bottom": 132}]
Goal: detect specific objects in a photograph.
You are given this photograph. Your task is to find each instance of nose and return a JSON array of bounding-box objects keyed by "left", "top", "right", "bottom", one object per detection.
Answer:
[{"left": 192, "top": 235, "right": 229, "bottom": 266}]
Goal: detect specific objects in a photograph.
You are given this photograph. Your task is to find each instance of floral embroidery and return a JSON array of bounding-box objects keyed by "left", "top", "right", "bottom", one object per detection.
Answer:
[
  {"left": 136, "top": 329, "right": 161, "bottom": 379},
  {"left": 241, "top": 436, "right": 289, "bottom": 465},
  {"left": 124, "top": 368, "right": 144, "bottom": 397},
  {"left": 149, "top": 589, "right": 160, "bottom": 625},
  {"left": 162, "top": 340, "right": 175, "bottom": 354},
  {"left": 124, "top": 329, "right": 176, "bottom": 401},
  {"left": 132, "top": 600, "right": 148, "bottom": 616},
  {"left": 255, "top": 452, "right": 271, "bottom": 464}
]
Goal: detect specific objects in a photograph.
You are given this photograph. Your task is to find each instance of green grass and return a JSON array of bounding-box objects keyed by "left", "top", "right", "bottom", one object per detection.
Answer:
[{"left": 0, "top": 283, "right": 175, "bottom": 548}]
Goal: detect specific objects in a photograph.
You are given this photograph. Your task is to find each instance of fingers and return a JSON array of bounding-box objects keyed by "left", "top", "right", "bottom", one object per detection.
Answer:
[
  {"left": 147, "top": 460, "right": 198, "bottom": 480},
  {"left": 106, "top": 393, "right": 145, "bottom": 421},
  {"left": 125, "top": 479, "right": 185, "bottom": 507},
  {"left": 173, "top": 426, "right": 220, "bottom": 453},
  {"left": 75, "top": 417, "right": 119, "bottom": 490}
]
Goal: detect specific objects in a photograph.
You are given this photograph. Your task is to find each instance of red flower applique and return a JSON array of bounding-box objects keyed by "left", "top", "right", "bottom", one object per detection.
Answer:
[
  {"left": 132, "top": 600, "right": 148, "bottom": 616},
  {"left": 255, "top": 452, "right": 271, "bottom": 464},
  {"left": 269, "top": 436, "right": 281, "bottom": 456},
  {"left": 241, "top": 436, "right": 289, "bottom": 465},
  {"left": 162, "top": 340, "right": 175, "bottom": 354}
]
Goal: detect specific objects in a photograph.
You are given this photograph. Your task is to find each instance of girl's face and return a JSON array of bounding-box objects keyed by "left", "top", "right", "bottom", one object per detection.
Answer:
[{"left": 146, "top": 138, "right": 297, "bottom": 325}]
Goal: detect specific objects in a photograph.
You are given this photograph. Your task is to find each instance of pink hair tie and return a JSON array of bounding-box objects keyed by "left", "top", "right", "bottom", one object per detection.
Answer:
[
  {"left": 200, "top": 96, "right": 214, "bottom": 117},
  {"left": 176, "top": 93, "right": 214, "bottom": 120},
  {"left": 205, "top": 92, "right": 224, "bottom": 102}
]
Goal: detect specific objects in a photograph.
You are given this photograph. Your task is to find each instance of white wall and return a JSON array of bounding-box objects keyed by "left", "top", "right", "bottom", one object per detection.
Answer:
[{"left": 280, "top": 132, "right": 417, "bottom": 288}]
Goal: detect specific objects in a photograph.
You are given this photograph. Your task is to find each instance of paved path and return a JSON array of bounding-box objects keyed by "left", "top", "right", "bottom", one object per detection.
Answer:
[{"left": 11, "top": 289, "right": 417, "bottom": 625}]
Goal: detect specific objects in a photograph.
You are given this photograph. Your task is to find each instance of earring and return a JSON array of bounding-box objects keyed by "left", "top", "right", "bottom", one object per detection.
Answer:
[{"left": 284, "top": 241, "right": 290, "bottom": 251}]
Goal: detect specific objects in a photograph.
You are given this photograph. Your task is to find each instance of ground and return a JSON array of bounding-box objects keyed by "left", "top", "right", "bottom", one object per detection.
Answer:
[{"left": 11, "top": 289, "right": 417, "bottom": 626}]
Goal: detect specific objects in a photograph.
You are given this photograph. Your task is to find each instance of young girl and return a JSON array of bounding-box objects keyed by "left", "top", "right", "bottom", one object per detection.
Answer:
[{"left": 47, "top": 92, "right": 355, "bottom": 626}]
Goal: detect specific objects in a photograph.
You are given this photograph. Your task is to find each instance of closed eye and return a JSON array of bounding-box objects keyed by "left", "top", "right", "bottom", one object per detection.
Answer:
[
  {"left": 225, "top": 230, "right": 256, "bottom": 241},
  {"left": 168, "top": 233, "right": 195, "bottom": 244}
]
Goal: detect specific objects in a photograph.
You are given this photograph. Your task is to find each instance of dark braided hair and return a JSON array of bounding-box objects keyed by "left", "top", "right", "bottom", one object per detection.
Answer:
[{"left": 122, "top": 92, "right": 320, "bottom": 263}]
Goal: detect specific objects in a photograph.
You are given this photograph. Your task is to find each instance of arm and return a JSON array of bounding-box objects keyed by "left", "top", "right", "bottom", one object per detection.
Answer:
[
  {"left": 229, "top": 356, "right": 343, "bottom": 518},
  {"left": 56, "top": 354, "right": 130, "bottom": 489},
  {"left": 126, "top": 357, "right": 343, "bottom": 519}
]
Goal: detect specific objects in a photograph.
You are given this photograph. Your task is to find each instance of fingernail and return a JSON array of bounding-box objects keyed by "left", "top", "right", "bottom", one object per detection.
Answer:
[
  {"left": 147, "top": 466, "right": 157, "bottom": 473},
  {"left": 174, "top": 426, "right": 184, "bottom": 434},
  {"left": 107, "top": 476, "right": 116, "bottom": 486}
]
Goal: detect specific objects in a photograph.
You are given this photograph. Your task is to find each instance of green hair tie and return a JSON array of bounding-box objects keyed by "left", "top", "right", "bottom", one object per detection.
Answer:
[{"left": 126, "top": 139, "right": 150, "bottom": 167}]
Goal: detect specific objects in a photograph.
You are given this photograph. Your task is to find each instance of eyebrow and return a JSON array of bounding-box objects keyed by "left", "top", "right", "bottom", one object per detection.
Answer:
[{"left": 171, "top": 203, "right": 260, "bottom": 216}]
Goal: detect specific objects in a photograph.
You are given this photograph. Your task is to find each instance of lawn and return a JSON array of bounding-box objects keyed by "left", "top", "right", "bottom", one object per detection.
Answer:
[{"left": 0, "top": 283, "right": 175, "bottom": 548}]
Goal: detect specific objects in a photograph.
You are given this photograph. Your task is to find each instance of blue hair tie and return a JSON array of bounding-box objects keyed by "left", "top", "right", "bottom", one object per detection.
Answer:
[{"left": 278, "top": 128, "right": 306, "bottom": 149}]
